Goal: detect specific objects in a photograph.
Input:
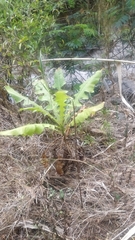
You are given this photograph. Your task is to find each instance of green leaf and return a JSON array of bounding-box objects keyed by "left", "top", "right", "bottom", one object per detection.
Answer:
[
  {"left": 59, "top": 189, "right": 64, "bottom": 199},
  {"left": 39, "top": 51, "right": 47, "bottom": 81},
  {"left": 70, "top": 102, "right": 104, "bottom": 126},
  {"left": 32, "top": 79, "right": 56, "bottom": 110},
  {"left": 0, "top": 124, "right": 56, "bottom": 136},
  {"left": 55, "top": 90, "right": 69, "bottom": 126},
  {"left": 54, "top": 68, "right": 65, "bottom": 90},
  {"left": 74, "top": 70, "right": 102, "bottom": 107},
  {"left": 5, "top": 85, "right": 58, "bottom": 124},
  {"left": 32, "top": 79, "right": 50, "bottom": 100},
  {"left": 19, "top": 106, "right": 58, "bottom": 125},
  {"left": 5, "top": 85, "right": 37, "bottom": 107},
  {"left": 32, "top": 79, "right": 50, "bottom": 102}
]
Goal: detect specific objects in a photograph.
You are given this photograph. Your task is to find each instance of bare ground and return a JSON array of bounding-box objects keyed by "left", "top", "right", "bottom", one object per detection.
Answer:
[{"left": 1, "top": 90, "right": 135, "bottom": 240}]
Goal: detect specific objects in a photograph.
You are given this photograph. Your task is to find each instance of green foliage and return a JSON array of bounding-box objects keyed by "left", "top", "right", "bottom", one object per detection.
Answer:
[
  {"left": 115, "top": 14, "right": 130, "bottom": 29},
  {"left": 49, "top": 16, "right": 98, "bottom": 57},
  {"left": 74, "top": 71, "right": 102, "bottom": 107},
  {"left": 1, "top": 0, "right": 135, "bottom": 84},
  {"left": 0, "top": 0, "right": 55, "bottom": 82},
  {"left": 63, "top": 24, "right": 96, "bottom": 51},
  {"left": 0, "top": 124, "right": 55, "bottom": 136},
  {"left": 41, "top": 0, "right": 135, "bottom": 59},
  {"left": 54, "top": 68, "right": 65, "bottom": 90},
  {"left": 0, "top": 68, "right": 104, "bottom": 137}
]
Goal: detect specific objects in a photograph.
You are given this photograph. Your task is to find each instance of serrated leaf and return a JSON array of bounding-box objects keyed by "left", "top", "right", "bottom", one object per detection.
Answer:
[
  {"left": 74, "top": 70, "right": 102, "bottom": 107},
  {"left": 70, "top": 102, "right": 104, "bottom": 126},
  {"left": 0, "top": 124, "right": 56, "bottom": 136},
  {"left": 55, "top": 90, "right": 69, "bottom": 128},
  {"left": 54, "top": 68, "right": 65, "bottom": 90}
]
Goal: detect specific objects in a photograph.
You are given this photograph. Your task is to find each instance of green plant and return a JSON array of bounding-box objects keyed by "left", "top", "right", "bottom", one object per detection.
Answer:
[
  {"left": 0, "top": 0, "right": 55, "bottom": 83},
  {"left": 101, "top": 119, "right": 116, "bottom": 145},
  {"left": 0, "top": 68, "right": 104, "bottom": 137},
  {"left": 83, "top": 134, "right": 95, "bottom": 146}
]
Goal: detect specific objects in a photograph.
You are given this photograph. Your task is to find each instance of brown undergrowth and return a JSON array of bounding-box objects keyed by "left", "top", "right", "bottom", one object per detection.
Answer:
[{"left": 1, "top": 94, "right": 135, "bottom": 240}]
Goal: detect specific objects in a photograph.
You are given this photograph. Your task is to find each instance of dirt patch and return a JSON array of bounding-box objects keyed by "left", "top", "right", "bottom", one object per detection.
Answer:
[{"left": 1, "top": 93, "right": 135, "bottom": 240}]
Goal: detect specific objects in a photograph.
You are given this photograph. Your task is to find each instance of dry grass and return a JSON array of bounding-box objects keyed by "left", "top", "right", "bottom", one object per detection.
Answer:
[{"left": 1, "top": 95, "right": 135, "bottom": 240}]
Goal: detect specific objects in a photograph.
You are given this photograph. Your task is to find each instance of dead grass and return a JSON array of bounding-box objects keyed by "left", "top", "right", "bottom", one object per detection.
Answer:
[{"left": 1, "top": 95, "right": 135, "bottom": 240}]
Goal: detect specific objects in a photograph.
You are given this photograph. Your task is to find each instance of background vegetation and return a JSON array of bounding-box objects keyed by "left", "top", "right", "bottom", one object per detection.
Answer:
[{"left": 1, "top": 0, "right": 135, "bottom": 87}]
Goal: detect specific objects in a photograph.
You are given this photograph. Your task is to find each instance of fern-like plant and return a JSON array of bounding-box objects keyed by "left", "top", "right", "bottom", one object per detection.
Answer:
[{"left": 0, "top": 68, "right": 104, "bottom": 137}]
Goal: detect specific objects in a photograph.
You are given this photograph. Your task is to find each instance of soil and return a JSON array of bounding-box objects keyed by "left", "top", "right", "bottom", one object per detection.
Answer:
[{"left": 1, "top": 86, "right": 135, "bottom": 240}]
